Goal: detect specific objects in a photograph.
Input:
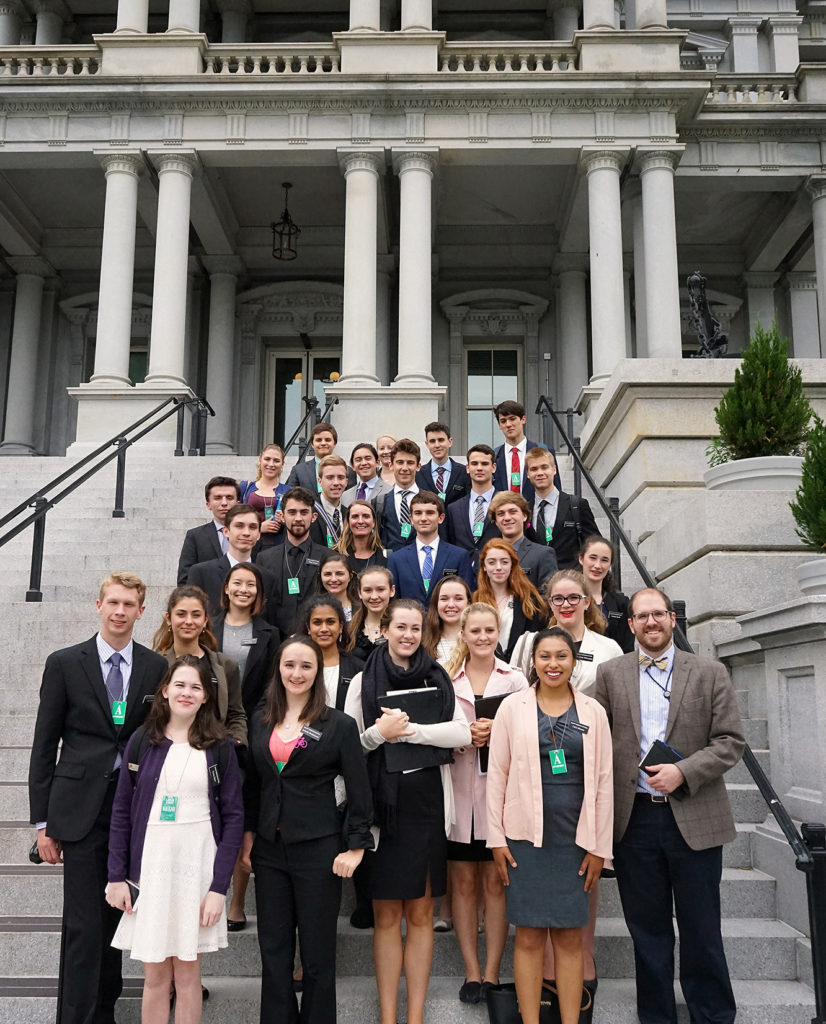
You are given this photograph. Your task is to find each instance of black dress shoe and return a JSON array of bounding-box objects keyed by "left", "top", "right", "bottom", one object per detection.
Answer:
[
  {"left": 459, "top": 980, "right": 482, "bottom": 1004},
  {"left": 480, "top": 981, "right": 499, "bottom": 1001},
  {"left": 349, "top": 901, "right": 374, "bottom": 929},
  {"left": 202, "top": 986, "right": 209, "bottom": 1001},
  {"left": 227, "top": 915, "right": 247, "bottom": 932}
]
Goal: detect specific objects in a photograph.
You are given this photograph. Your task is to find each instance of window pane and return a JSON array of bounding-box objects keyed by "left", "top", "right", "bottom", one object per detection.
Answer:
[
  {"left": 128, "top": 351, "right": 147, "bottom": 386},
  {"left": 467, "top": 409, "right": 495, "bottom": 448},
  {"left": 467, "top": 349, "right": 492, "bottom": 406},
  {"left": 311, "top": 356, "right": 341, "bottom": 406},
  {"left": 492, "top": 349, "right": 518, "bottom": 405},
  {"left": 273, "top": 357, "right": 303, "bottom": 446}
]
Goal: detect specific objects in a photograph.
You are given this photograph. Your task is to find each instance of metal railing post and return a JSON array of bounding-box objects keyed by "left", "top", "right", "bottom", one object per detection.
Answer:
[
  {"left": 26, "top": 497, "right": 47, "bottom": 603},
  {"left": 608, "top": 496, "right": 621, "bottom": 590},
  {"left": 572, "top": 437, "right": 582, "bottom": 498},
  {"left": 673, "top": 599, "right": 688, "bottom": 643},
  {"left": 566, "top": 408, "right": 576, "bottom": 450},
  {"left": 198, "top": 406, "right": 208, "bottom": 456},
  {"left": 112, "top": 437, "right": 127, "bottom": 519},
  {"left": 175, "top": 402, "right": 185, "bottom": 457},
  {"left": 801, "top": 823, "right": 826, "bottom": 1024}
]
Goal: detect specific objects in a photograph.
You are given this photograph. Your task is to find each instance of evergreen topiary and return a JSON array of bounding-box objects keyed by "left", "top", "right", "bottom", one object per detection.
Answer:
[
  {"left": 707, "top": 322, "right": 812, "bottom": 467},
  {"left": 790, "top": 416, "right": 826, "bottom": 552}
]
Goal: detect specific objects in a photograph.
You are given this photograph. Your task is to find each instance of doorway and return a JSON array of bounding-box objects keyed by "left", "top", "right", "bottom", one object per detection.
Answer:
[{"left": 263, "top": 343, "right": 341, "bottom": 447}]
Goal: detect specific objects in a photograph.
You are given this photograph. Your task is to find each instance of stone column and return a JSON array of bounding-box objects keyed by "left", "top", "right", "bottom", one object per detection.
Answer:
[
  {"left": 202, "top": 256, "right": 242, "bottom": 453},
  {"left": 583, "top": 150, "right": 626, "bottom": 381},
  {"left": 582, "top": 0, "right": 614, "bottom": 29},
  {"left": 633, "top": 0, "right": 667, "bottom": 29},
  {"left": 786, "top": 273, "right": 820, "bottom": 357},
  {"left": 809, "top": 177, "right": 826, "bottom": 354},
  {"left": 401, "top": 0, "right": 431, "bottom": 31},
  {"left": 726, "top": 18, "right": 762, "bottom": 73},
  {"left": 0, "top": 2, "right": 22, "bottom": 44},
  {"left": 338, "top": 149, "right": 383, "bottom": 386},
  {"left": 217, "top": 0, "right": 249, "bottom": 41},
  {"left": 376, "top": 254, "right": 393, "bottom": 385},
  {"left": 623, "top": 267, "right": 633, "bottom": 355},
  {"left": 116, "top": 0, "right": 149, "bottom": 32},
  {"left": 144, "top": 151, "right": 197, "bottom": 386},
  {"left": 556, "top": 258, "right": 589, "bottom": 406},
  {"left": 34, "top": 1, "right": 62, "bottom": 44},
  {"left": 445, "top": 308, "right": 466, "bottom": 444},
  {"left": 350, "top": 0, "right": 381, "bottom": 31},
  {"left": 639, "top": 149, "right": 683, "bottom": 359},
  {"left": 0, "top": 260, "right": 50, "bottom": 454},
  {"left": 743, "top": 271, "right": 779, "bottom": 337},
  {"left": 89, "top": 151, "right": 143, "bottom": 387},
  {"left": 394, "top": 148, "right": 438, "bottom": 385},
  {"left": 629, "top": 187, "right": 648, "bottom": 357},
  {"left": 767, "top": 17, "right": 802, "bottom": 73},
  {"left": 547, "top": 0, "right": 580, "bottom": 38},
  {"left": 168, "top": 0, "right": 200, "bottom": 32}
]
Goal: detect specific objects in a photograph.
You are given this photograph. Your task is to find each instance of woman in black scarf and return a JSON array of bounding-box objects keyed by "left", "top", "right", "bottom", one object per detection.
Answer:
[{"left": 344, "top": 598, "right": 471, "bottom": 1024}]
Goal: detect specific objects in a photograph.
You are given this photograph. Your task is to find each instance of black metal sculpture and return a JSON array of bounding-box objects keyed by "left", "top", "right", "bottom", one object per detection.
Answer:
[{"left": 687, "top": 270, "right": 728, "bottom": 358}]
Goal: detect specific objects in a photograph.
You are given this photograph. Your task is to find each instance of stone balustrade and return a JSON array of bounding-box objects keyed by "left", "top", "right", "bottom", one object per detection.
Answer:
[
  {"left": 708, "top": 74, "right": 797, "bottom": 102},
  {"left": 0, "top": 47, "right": 101, "bottom": 76},
  {"left": 203, "top": 44, "right": 340, "bottom": 75},
  {"left": 439, "top": 43, "right": 577, "bottom": 72}
]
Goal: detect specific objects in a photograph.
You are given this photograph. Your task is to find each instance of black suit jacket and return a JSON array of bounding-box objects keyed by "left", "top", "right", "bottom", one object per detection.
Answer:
[
  {"left": 187, "top": 555, "right": 279, "bottom": 628},
  {"left": 602, "top": 590, "right": 635, "bottom": 654},
  {"left": 415, "top": 459, "right": 470, "bottom": 506},
  {"left": 286, "top": 458, "right": 356, "bottom": 492},
  {"left": 330, "top": 652, "right": 366, "bottom": 711},
  {"left": 256, "top": 539, "right": 330, "bottom": 635},
  {"left": 374, "top": 490, "right": 449, "bottom": 552},
  {"left": 177, "top": 521, "right": 223, "bottom": 585},
  {"left": 445, "top": 494, "right": 501, "bottom": 561},
  {"left": 494, "top": 440, "right": 560, "bottom": 502},
  {"left": 309, "top": 501, "right": 345, "bottom": 550},
  {"left": 496, "top": 598, "right": 549, "bottom": 662},
  {"left": 534, "top": 491, "right": 599, "bottom": 571},
  {"left": 28, "top": 636, "right": 167, "bottom": 841},
  {"left": 213, "top": 613, "right": 281, "bottom": 715}
]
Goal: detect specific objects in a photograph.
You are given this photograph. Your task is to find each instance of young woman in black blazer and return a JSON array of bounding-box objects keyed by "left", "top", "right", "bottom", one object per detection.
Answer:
[
  {"left": 241, "top": 636, "right": 373, "bottom": 1024},
  {"left": 474, "top": 539, "right": 549, "bottom": 662},
  {"left": 577, "top": 536, "right": 635, "bottom": 654},
  {"left": 296, "top": 595, "right": 365, "bottom": 711}
]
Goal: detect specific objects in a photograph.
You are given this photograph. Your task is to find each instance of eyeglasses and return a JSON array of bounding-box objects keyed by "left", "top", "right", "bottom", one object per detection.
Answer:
[
  {"left": 631, "top": 610, "right": 671, "bottom": 624},
  {"left": 549, "top": 594, "right": 585, "bottom": 607}
]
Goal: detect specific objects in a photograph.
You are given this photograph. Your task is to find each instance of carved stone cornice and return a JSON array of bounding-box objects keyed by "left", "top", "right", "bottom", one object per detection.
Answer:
[
  {"left": 391, "top": 146, "right": 438, "bottom": 175},
  {"left": 94, "top": 148, "right": 144, "bottom": 176},
  {"left": 337, "top": 146, "right": 384, "bottom": 176},
  {"left": 580, "top": 148, "right": 626, "bottom": 174}
]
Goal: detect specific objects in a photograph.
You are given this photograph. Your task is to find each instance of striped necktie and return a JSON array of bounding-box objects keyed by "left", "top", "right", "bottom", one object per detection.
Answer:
[
  {"left": 400, "top": 491, "right": 411, "bottom": 525},
  {"left": 474, "top": 494, "right": 485, "bottom": 526},
  {"left": 639, "top": 654, "right": 668, "bottom": 670},
  {"left": 436, "top": 466, "right": 446, "bottom": 493},
  {"left": 422, "top": 545, "right": 434, "bottom": 582}
]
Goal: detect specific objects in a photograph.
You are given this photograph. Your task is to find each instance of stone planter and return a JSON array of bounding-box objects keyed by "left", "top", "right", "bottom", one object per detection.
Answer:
[
  {"left": 703, "top": 455, "right": 804, "bottom": 491},
  {"left": 797, "top": 558, "right": 826, "bottom": 595}
]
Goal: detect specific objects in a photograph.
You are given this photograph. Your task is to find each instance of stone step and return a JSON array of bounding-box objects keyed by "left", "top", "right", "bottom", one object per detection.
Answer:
[
  {"left": 743, "top": 718, "right": 768, "bottom": 749},
  {"left": 728, "top": 748, "right": 769, "bottom": 786},
  {"left": 728, "top": 783, "right": 772, "bottom": 824},
  {"left": 0, "top": 975, "right": 815, "bottom": 1024},
  {"left": 0, "top": 749, "right": 31, "bottom": 781}
]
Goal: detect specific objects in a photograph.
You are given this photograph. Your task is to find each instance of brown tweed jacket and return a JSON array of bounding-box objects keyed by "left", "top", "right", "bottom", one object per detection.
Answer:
[{"left": 594, "top": 649, "right": 745, "bottom": 852}]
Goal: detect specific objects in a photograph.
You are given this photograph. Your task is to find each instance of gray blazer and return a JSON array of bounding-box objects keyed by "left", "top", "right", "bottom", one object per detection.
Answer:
[
  {"left": 342, "top": 477, "right": 392, "bottom": 506},
  {"left": 593, "top": 649, "right": 744, "bottom": 851},
  {"left": 512, "top": 534, "right": 558, "bottom": 590}
]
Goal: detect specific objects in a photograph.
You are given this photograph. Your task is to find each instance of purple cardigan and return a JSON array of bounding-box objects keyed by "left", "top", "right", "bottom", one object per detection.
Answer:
[{"left": 108, "top": 735, "right": 243, "bottom": 895}]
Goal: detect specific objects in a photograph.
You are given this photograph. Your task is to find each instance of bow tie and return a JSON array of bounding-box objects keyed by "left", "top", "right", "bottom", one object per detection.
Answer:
[{"left": 639, "top": 654, "right": 668, "bottom": 671}]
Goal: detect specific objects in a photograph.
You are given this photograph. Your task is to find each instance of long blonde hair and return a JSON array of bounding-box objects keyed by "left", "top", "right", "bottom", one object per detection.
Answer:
[
  {"left": 445, "top": 603, "right": 501, "bottom": 679},
  {"left": 544, "top": 569, "right": 608, "bottom": 634},
  {"left": 256, "top": 443, "right": 285, "bottom": 482}
]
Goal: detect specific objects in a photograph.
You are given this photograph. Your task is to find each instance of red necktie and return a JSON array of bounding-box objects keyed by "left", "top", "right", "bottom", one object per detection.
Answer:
[{"left": 510, "top": 447, "right": 520, "bottom": 493}]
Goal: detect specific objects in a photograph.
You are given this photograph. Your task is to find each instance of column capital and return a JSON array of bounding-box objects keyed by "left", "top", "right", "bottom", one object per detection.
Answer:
[
  {"left": 392, "top": 146, "right": 439, "bottom": 176},
  {"left": 338, "top": 147, "right": 384, "bottom": 176},
  {"left": 35, "top": 0, "right": 66, "bottom": 16},
  {"left": 766, "top": 15, "right": 803, "bottom": 36},
  {"left": 726, "top": 16, "right": 763, "bottom": 37},
  {"left": 808, "top": 176, "right": 826, "bottom": 202},
  {"left": 0, "top": 1, "right": 23, "bottom": 15},
  {"left": 146, "top": 149, "right": 199, "bottom": 177},
  {"left": 553, "top": 253, "right": 589, "bottom": 276},
  {"left": 94, "top": 149, "right": 144, "bottom": 177},
  {"left": 785, "top": 271, "right": 818, "bottom": 292},
  {"left": 743, "top": 271, "right": 780, "bottom": 289},
  {"left": 202, "top": 254, "right": 245, "bottom": 277},
  {"left": 63, "top": 306, "right": 90, "bottom": 327},
  {"left": 6, "top": 256, "right": 54, "bottom": 278},
  {"left": 581, "top": 148, "right": 627, "bottom": 175},
  {"left": 636, "top": 147, "right": 684, "bottom": 174}
]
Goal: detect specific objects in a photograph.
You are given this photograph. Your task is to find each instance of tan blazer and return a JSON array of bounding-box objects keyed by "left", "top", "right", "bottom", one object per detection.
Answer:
[
  {"left": 164, "top": 647, "right": 247, "bottom": 747},
  {"left": 593, "top": 649, "right": 744, "bottom": 852},
  {"left": 486, "top": 686, "right": 614, "bottom": 862}
]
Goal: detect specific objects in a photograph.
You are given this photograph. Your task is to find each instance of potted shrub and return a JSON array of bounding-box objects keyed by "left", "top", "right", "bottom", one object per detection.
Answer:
[
  {"left": 790, "top": 416, "right": 826, "bottom": 594},
  {"left": 704, "top": 322, "right": 812, "bottom": 490}
]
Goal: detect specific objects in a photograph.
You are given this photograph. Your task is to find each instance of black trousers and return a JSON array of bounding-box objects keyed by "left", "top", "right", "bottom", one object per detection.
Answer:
[
  {"left": 56, "top": 782, "right": 122, "bottom": 1024},
  {"left": 613, "top": 796, "right": 736, "bottom": 1024},
  {"left": 252, "top": 832, "right": 342, "bottom": 1024}
]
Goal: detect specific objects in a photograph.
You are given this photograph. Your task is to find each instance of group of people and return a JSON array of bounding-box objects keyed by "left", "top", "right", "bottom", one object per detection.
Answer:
[{"left": 27, "top": 400, "right": 746, "bottom": 1024}]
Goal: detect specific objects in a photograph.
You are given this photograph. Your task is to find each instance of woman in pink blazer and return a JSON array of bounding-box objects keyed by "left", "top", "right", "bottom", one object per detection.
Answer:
[
  {"left": 486, "top": 627, "right": 613, "bottom": 1024},
  {"left": 445, "top": 604, "right": 528, "bottom": 1005}
]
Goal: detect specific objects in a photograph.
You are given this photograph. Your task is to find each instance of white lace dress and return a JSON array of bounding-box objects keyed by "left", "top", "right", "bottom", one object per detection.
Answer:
[{"left": 112, "top": 743, "right": 228, "bottom": 962}]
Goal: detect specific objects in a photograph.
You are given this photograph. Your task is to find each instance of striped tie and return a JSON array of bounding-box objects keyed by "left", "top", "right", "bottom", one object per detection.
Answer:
[
  {"left": 400, "top": 491, "right": 411, "bottom": 526},
  {"left": 639, "top": 654, "right": 668, "bottom": 670},
  {"left": 422, "top": 545, "right": 434, "bottom": 583},
  {"left": 474, "top": 494, "right": 485, "bottom": 526},
  {"left": 436, "top": 466, "right": 445, "bottom": 493}
]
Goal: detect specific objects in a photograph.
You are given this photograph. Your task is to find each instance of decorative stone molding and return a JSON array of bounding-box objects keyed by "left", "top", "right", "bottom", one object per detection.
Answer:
[
  {"left": 338, "top": 147, "right": 384, "bottom": 176},
  {"left": 807, "top": 176, "right": 826, "bottom": 203},
  {"left": 6, "top": 255, "right": 54, "bottom": 278},
  {"left": 405, "top": 109, "right": 425, "bottom": 143},
  {"left": 581, "top": 148, "right": 626, "bottom": 174},
  {"left": 148, "top": 149, "right": 199, "bottom": 177},
  {"left": 391, "top": 147, "right": 438, "bottom": 175},
  {"left": 164, "top": 112, "right": 184, "bottom": 145},
  {"left": 109, "top": 112, "right": 130, "bottom": 145},
  {"left": 96, "top": 149, "right": 143, "bottom": 177},
  {"left": 226, "top": 111, "right": 245, "bottom": 144},
  {"left": 237, "top": 283, "right": 344, "bottom": 337},
  {"left": 288, "top": 110, "right": 308, "bottom": 144},
  {"left": 351, "top": 109, "right": 371, "bottom": 143},
  {"left": 439, "top": 289, "right": 549, "bottom": 338},
  {"left": 48, "top": 112, "right": 68, "bottom": 146},
  {"left": 468, "top": 110, "right": 488, "bottom": 143},
  {"left": 532, "top": 109, "right": 553, "bottom": 142}
]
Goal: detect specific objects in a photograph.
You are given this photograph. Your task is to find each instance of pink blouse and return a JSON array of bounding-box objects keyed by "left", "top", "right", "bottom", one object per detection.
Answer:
[{"left": 269, "top": 729, "right": 300, "bottom": 772}]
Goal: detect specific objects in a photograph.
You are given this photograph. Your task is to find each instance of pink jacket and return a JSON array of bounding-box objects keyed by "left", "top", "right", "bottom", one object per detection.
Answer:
[
  {"left": 486, "top": 685, "right": 614, "bottom": 861},
  {"left": 449, "top": 659, "right": 529, "bottom": 844}
]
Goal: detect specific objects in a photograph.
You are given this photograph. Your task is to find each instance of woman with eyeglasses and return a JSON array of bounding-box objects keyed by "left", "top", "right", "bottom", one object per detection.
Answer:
[
  {"left": 474, "top": 539, "right": 548, "bottom": 662},
  {"left": 577, "top": 536, "right": 635, "bottom": 654}
]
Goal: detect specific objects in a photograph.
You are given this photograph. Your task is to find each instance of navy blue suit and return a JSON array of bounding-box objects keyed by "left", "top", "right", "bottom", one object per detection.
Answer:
[
  {"left": 415, "top": 459, "right": 470, "bottom": 506},
  {"left": 445, "top": 494, "right": 501, "bottom": 565},
  {"left": 493, "top": 440, "right": 560, "bottom": 503},
  {"left": 374, "top": 490, "right": 448, "bottom": 552},
  {"left": 388, "top": 540, "right": 475, "bottom": 607}
]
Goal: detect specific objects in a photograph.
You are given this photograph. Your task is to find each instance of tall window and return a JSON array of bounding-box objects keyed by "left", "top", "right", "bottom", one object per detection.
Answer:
[{"left": 465, "top": 346, "right": 520, "bottom": 447}]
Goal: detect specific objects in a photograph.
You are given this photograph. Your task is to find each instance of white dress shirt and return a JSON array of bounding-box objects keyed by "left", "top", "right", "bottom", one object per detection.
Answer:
[{"left": 637, "top": 643, "right": 675, "bottom": 794}]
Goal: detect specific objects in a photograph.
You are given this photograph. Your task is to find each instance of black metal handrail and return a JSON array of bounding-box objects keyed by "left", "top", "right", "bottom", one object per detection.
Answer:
[
  {"left": 0, "top": 391, "right": 213, "bottom": 602},
  {"left": 282, "top": 393, "right": 338, "bottom": 459},
  {"left": 537, "top": 394, "right": 825, "bottom": 1021}
]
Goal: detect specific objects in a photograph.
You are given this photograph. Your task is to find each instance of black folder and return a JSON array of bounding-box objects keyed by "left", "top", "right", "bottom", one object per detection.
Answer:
[
  {"left": 474, "top": 693, "right": 510, "bottom": 774},
  {"left": 639, "top": 739, "right": 685, "bottom": 800},
  {"left": 379, "top": 688, "right": 446, "bottom": 773}
]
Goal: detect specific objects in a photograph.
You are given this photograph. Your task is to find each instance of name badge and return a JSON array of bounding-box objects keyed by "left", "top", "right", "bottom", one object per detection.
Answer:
[
  {"left": 241, "top": 638, "right": 258, "bottom": 647},
  {"left": 549, "top": 749, "right": 567, "bottom": 775},
  {"left": 142, "top": 694, "right": 154, "bottom": 704},
  {"left": 511, "top": 472, "right": 521, "bottom": 486},
  {"left": 568, "top": 721, "right": 590, "bottom": 734},
  {"left": 563, "top": 520, "right": 576, "bottom": 528},
  {"left": 442, "top": 568, "right": 458, "bottom": 577},
  {"left": 160, "top": 795, "right": 178, "bottom": 821},
  {"left": 326, "top": 533, "right": 335, "bottom": 547},
  {"left": 400, "top": 523, "right": 412, "bottom": 538},
  {"left": 264, "top": 506, "right": 275, "bottom": 521},
  {"left": 287, "top": 578, "right": 300, "bottom": 595},
  {"left": 208, "top": 762, "right": 221, "bottom": 786},
  {"left": 576, "top": 651, "right": 595, "bottom": 662},
  {"left": 608, "top": 611, "right": 624, "bottom": 620},
  {"left": 545, "top": 526, "right": 553, "bottom": 543},
  {"left": 472, "top": 522, "right": 484, "bottom": 538},
  {"left": 301, "top": 725, "right": 322, "bottom": 742},
  {"left": 438, "top": 492, "right": 446, "bottom": 501},
  {"left": 111, "top": 700, "right": 126, "bottom": 725},
  {"left": 307, "top": 558, "right": 320, "bottom": 567},
  {"left": 423, "top": 578, "right": 430, "bottom": 592}
]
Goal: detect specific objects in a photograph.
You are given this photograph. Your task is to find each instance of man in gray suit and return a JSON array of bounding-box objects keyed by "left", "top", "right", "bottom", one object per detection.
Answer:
[
  {"left": 594, "top": 587, "right": 744, "bottom": 1024},
  {"left": 489, "top": 491, "right": 557, "bottom": 590},
  {"left": 342, "top": 442, "right": 391, "bottom": 506}
]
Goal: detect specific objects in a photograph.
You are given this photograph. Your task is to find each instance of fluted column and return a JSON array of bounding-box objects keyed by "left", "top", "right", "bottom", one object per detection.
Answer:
[
  {"left": 809, "top": 177, "right": 826, "bottom": 353},
  {"left": 90, "top": 151, "right": 143, "bottom": 386},
  {"left": 168, "top": 0, "right": 200, "bottom": 32},
  {"left": 144, "top": 151, "right": 197, "bottom": 386},
  {"left": 393, "top": 149, "right": 437, "bottom": 385},
  {"left": 217, "top": 0, "right": 249, "bottom": 41},
  {"left": 0, "top": 260, "right": 50, "bottom": 454},
  {"left": 0, "top": 3, "right": 22, "bottom": 44},
  {"left": 203, "top": 256, "right": 242, "bottom": 453},
  {"left": 116, "top": 0, "right": 148, "bottom": 32},
  {"left": 556, "top": 258, "right": 589, "bottom": 405},
  {"left": 350, "top": 0, "right": 381, "bottom": 30},
  {"left": 338, "top": 149, "right": 383, "bottom": 386},
  {"left": 34, "top": 1, "right": 62, "bottom": 44},
  {"left": 583, "top": 150, "right": 626, "bottom": 381},
  {"left": 639, "top": 149, "right": 682, "bottom": 358}
]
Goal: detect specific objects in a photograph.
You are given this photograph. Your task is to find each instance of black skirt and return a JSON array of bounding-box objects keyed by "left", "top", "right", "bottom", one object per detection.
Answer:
[{"left": 365, "top": 766, "right": 447, "bottom": 900}]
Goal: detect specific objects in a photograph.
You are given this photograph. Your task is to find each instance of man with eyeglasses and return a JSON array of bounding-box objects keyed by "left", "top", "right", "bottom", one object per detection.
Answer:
[{"left": 594, "top": 588, "right": 744, "bottom": 1024}]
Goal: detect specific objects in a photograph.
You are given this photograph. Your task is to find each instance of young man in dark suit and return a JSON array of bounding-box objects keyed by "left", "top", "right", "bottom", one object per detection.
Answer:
[
  {"left": 488, "top": 491, "right": 558, "bottom": 590},
  {"left": 492, "top": 399, "right": 559, "bottom": 500},
  {"left": 257, "top": 487, "right": 329, "bottom": 635},
  {"left": 176, "top": 476, "right": 240, "bottom": 584},
  {"left": 445, "top": 443, "right": 500, "bottom": 564},
  {"left": 415, "top": 421, "right": 469, "bottom": 506},
  {"left": 285, "top": 422, "right": 356, "bottom": 492},
  {"left": 387, "top": 491, "right": 475, "bottom": 607},
  {"left": 594, "top": 588, "right": 745, "bottom": 1024},
  {"left": 524, "top": 446, "right": 598, "bottom": 570},
  {"left": 374, "top": 438, "right": 421, "bottom": 552},
  {"left": 28, "top": 572, "right": 167, "bottom": 1024},
  {"left": 309, "top": 454, "right": 349, "bottom": 549}
]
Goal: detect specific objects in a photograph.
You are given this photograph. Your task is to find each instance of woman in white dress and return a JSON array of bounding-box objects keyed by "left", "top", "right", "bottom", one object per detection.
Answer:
[{"left": 106, "top": 655, "right": 243, "bottom": 1023}]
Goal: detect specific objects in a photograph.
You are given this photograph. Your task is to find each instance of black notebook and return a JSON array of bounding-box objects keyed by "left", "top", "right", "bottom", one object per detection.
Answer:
[
  {"left": 639, "top": 739, "right": 685, "bottom": 800},
  {"left": 379, "top": 688, "right": 446, "bottom": 773},
  {"left": 474, "top": 693, "right": 510, "bottom": 774}
]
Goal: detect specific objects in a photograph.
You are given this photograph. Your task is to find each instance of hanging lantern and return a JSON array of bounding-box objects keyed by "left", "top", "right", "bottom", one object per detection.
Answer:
[{"left": 271, "top": 181, "right": 300, "bottom": 261}]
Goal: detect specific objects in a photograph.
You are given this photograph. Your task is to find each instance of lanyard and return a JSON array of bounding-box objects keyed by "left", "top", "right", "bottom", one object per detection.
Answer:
[{"left": 645, "top": 665, "right": 674, "bottom": 700}]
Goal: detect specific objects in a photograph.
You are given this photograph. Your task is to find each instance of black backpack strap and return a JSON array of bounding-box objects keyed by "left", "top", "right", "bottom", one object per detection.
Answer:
[
  {"left": 207, "top": 738, "right": 232, "bottom": 792},
  {"left": 126, "top": 725, "right": 151, "bottom": 788}
]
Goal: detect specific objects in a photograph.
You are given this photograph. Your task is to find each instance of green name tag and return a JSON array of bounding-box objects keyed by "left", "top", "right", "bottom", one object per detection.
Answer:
[
  {"left": 276, "top": 760, "right": 286, "bottom": 773},
  {"left": 473, "top": 522, "right": 484, "bottom": 538},
  {"left": 287, "top": 578, "right": 300, "bottom": 595},
  {"left": 111, "top": 700, "right": 126, "bottom": 725},
  {"left": 549, "top": 749, "right": 567, "bottom": 775},
  {"left": 423, "top": 578, "right": 430, "bottom": 592},
  {"left": 160, "top": 795, "right": 178, "bottom": 821},
  {"left": 264, "top": 506, "right": 274, "bottom": 520},
  {"left": 438, "top": 492, "right": 446, "bottom": 501},
  {"left": 400, "top": 523, "right": 412, "bottom": 538},
  {"left": 327, "top": 533, "right": 335, "bottom": 547},
  {"left": 545, "top": 526, "right": 553, "bottom": 543},
  {"left": 511, "top": 471, "right": 521, "bottom": 486}
]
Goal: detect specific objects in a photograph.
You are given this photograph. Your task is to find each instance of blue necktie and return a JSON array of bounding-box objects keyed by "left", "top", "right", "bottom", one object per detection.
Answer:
[{"left": 422, "top": 545, "right": 434, "bottom": 583}]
